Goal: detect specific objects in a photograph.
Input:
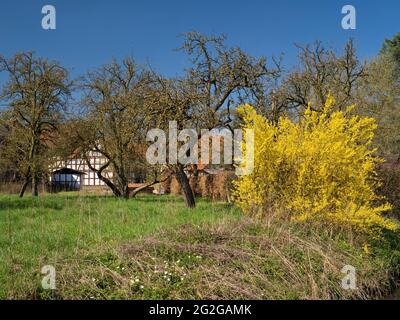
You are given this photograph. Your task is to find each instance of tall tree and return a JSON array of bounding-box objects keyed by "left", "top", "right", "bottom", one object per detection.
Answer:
[
  {"left": 0, "top": 52, "right": 72, "bottom": 197},
  {"left": 149, "top": 32, "right": 280, "bottom": 208},
  {"left": 74, "top": 57, "right": 166, "bottom": 198},
  {"left": 273, "top": 39, "right": 366, "bottom": 117},
  {"left": 357, "top": 46, "right": 400, "bottom": 159},
  {"left": 381, "top": 32, "right": 400, "bottom": 76}
]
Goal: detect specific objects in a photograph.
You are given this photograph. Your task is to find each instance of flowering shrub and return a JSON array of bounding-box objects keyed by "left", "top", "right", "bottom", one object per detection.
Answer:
[{"left": 233, "top": 96, "right": 397, "bottom": 238}]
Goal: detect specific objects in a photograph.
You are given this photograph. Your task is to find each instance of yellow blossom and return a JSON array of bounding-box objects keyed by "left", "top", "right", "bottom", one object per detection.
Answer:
[{"left": 233, "top": 96, "right": 397, "bottom": 238}]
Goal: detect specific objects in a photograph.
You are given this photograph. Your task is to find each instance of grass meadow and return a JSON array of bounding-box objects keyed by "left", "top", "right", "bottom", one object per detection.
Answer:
[
  {"left": 0, "top": 193, "right": 399, "bottom": 299},
  {"left": 0, "top": 193, "right": 239, "bottom": 298}
]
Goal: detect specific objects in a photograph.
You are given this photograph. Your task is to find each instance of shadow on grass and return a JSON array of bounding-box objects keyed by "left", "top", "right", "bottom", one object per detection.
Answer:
[
  {"left": 52, "top": 194, "right": 181, "bottom": 204},
  {"left": 131, "top": 195, "right": 182, "bottom": 203},
  {"left": 130, "top": 195, "right": 236, "bottom": 210},
  {"left": 0, "top": 192, "right": 236, "bottom": 213},
  {"left": 0, "top": 197, "right": 65, "bottom": 211}
]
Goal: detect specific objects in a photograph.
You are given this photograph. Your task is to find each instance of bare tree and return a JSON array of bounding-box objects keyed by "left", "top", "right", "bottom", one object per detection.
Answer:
[
  {"left": 0, "top": 52, "right": 72, "bottom": 197},
  {"left": 73, "top": 57, "right": 168, "bottom": 198},
  {"left": 274, "top": 39, "right": 366, "bottom": 118},
  {"left": 148, "top": 32, "right": 280, "bottom": 208}
]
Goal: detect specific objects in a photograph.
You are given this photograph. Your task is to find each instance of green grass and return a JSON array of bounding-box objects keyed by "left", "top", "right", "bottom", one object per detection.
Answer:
[
  {"left": 0, "top": 193, "right": 240, "bottom": 299},
  {"left": 0, "top": 193, "right": 399, "bottom": 300}
]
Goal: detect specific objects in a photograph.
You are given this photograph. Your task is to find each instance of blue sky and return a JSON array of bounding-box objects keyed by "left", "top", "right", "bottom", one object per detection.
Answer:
[{"left": 0, "top": 0, "right": 399, "bottom": 78}]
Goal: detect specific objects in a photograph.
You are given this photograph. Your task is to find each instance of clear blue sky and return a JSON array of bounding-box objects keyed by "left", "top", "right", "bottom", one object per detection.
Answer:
[{"left": 0, "top": 0, "right": 399, "bottom": 78}]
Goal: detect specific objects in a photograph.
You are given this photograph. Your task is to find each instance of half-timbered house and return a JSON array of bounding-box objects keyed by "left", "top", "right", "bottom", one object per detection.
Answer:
[{"left": 50, "top": 151, "right": 113, "bottom": 189}]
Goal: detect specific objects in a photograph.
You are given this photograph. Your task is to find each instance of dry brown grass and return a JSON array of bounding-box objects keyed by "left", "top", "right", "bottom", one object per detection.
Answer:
[{"left": 44, "top": 219, "right": 399, "bottom": 300}]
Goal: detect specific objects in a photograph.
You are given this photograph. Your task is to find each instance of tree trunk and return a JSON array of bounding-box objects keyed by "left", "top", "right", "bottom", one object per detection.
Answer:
[
  {"left": 31, "top": 175, "right": 39, "bottom": 197},
  {"left": 193, "top": 164, "right": 199, "bottom": 177},
  {"left": 85, "top": 158, "right": 123, "bottom": 198},
  {"left": 130, "top": 175, "right": 170, "bottom": 198},
  {"left": 175, "top": 165, "right": 196, "bottom": 209},
  {"left": 19, "top": 178, "right": 29, "bottom": 198},
  {"left": 130, "top": 181, "right": 156, "bottom": 198},
  {"left": 123, "top": 185, "right": 130, "bottom": 199},
  {"left": 96, "top": 171, "right": 122, "bottom": 197},
  {"left": 129, "top": 184, "right": 149, "bottom": 198}
]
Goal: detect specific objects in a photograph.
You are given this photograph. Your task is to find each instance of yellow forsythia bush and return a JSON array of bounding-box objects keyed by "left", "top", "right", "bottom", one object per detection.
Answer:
[{"left": 233, "top": 96, "right": 397, "bottom": 237}]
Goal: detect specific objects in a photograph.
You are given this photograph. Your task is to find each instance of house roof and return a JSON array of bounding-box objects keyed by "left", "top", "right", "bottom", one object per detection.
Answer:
[{"left": 52, "top": 168, "right": 87, "bottom": 175}]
